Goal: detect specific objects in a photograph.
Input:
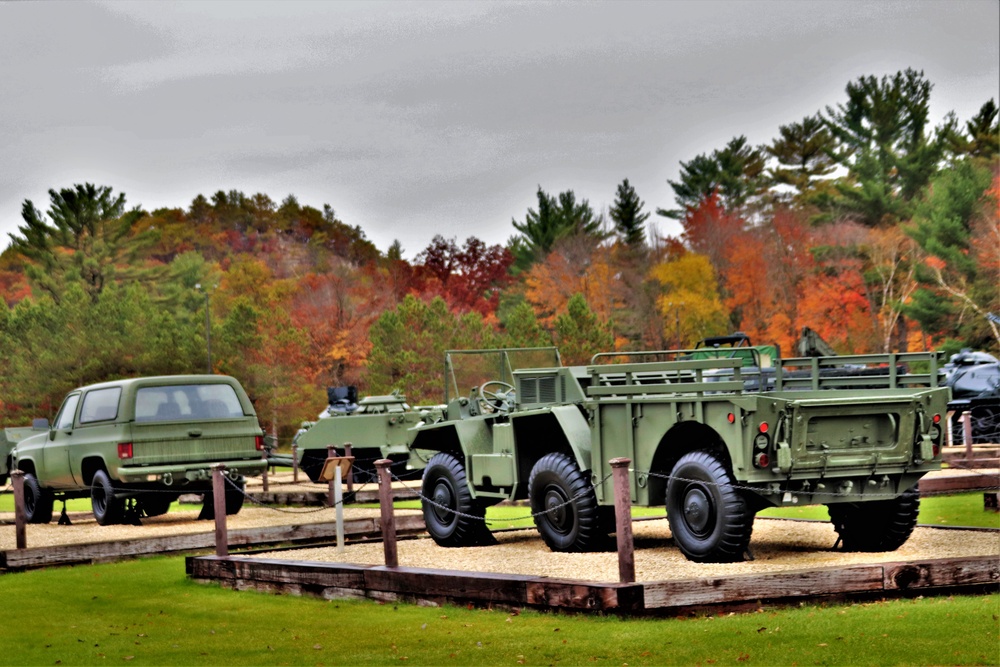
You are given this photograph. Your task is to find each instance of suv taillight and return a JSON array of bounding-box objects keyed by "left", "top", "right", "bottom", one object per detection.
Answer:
[
  {"left": 118, "top": 442, "right": 133, "bottom": 459},
  {"left": 255, "top": 435, "right": 265, "bottom": 451}
]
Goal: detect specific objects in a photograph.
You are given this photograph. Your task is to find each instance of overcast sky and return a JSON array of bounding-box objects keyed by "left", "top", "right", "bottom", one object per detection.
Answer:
[{"left": 1, "top": 0, "right": 997, "bottom": 260}]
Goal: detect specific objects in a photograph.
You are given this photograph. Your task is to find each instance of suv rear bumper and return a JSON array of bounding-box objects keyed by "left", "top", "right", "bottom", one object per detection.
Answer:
[{"left": 117, "top": 458, "right": 267, "bottom": 484}]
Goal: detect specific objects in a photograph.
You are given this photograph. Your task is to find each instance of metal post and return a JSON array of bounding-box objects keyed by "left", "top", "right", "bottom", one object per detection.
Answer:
[
  {"left": 327, "top": 445, "right": 337, "bottom": 507},
  {"left": 211, "top": 464, "right": 228, "bottom": 558},
  {"left": 344, "top": 443, "right": 354, "bottom": 492},
  {"left": 11, "top": 470, "right": 26, "bottom": 550},
  {"left": 261, "top": 457, "right": 269, "bottom": 493},
  {"left": 962, "top": 411, "right": 973, "bottom": 459},
  {"left": 292, "top": 444, "right": 299, "bottom": 484},
  {"left": 334, "top": 462, "right": 345, "bottom": 553},
  {"left": 609, "top": 457, "right": 635, "bottom": 584},
  {"left": 374, "top": 459, "right": 398, "bottom": 568}
]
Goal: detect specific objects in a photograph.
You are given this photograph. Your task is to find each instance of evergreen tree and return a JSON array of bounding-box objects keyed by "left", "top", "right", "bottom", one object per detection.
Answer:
[
  {"left": 511, "top": 186, "right": 604, "bottom": 271},
  {"left": 609, "top": 178, "right": 650, "bottom": 247},
  {"left": 961, "top": 98, "right": 999, "bottom": 161},
  {"left": 768, "top": 115, "right": 838, "bottom": 206},
  {"left": 659, "top": 136, "right": 767, "bottom": 219},
  {"left": 823, "top": 68, "right": 953, "bottom": 226},
  {"left": 553, "top": 293, "right": 614, "bottom": 365},
  {"left": 9, "top": 184, "right": 150, "bottom": 303}
]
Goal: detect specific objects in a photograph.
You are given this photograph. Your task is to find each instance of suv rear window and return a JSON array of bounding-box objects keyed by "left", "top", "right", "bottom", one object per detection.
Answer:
[{"left": 135, "top": 384, "right": 245, "bottom": 422}]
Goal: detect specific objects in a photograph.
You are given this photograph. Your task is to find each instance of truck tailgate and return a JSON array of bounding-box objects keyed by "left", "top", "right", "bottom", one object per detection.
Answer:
[
  {"left": 129, "top": 421, "right": 261, "bottom": 465},
  {"left": 777, "top": 388, "right": 948, "bottom": 471}
]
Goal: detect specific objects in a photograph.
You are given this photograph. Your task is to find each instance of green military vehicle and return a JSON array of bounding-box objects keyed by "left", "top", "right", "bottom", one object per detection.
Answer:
[
  {"left": 411, "top": 347, "right": 949, "bottom": 562},
  {"left": 288, "top": 387, "right": 443, "bottom": 483},
  {"left": 12, "top": 375, "right": 267, "bottom": 525}
]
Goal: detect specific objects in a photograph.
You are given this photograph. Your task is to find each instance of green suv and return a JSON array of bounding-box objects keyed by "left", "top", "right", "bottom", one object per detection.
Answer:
[{"left": 11, "top": 375, "right": 267, "bottom": 525}]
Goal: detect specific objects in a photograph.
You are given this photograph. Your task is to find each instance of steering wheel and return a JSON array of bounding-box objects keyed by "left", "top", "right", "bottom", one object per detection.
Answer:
[{"left": 478, "top": 381, "right": 515, "bottom": 414}]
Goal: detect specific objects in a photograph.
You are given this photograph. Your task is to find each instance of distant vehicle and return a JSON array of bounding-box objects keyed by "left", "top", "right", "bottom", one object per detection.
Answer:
[
  {"left": 0, "top": 421, "right": 48, "bottom": 487},
  {"left": 942, "top": 349, "right": 1000, "bottom": 444},
  {"left": 11, "top": 375, "right": 267, "bottom": 525},
  {"left": 288, "top": 388, "right": 442, "bottom": 483}
]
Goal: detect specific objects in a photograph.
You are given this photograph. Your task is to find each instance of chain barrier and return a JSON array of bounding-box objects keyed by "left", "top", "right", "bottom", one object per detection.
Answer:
[{"left": 224, "top": 474, "right": 372, "bottom": 514}]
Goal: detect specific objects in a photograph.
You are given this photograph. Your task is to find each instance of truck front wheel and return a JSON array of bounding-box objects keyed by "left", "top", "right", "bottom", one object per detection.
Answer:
[
  {"left": 827, "top": 486, "right": 920, "bottom": 552},
  {"left": 666, "top": 451, "right": 754, "bottom": 563},
  {"left": 91, "top": 470, "right": 125, "bottom": 525},
  {"left": 528, "top": 452, "right": 610, "bottom": 552},
  {"left": 22, "top": 472, "right": 54, "bottom": 524},
  {"left": 421, "top": 452, "right": 495, "bottom": 547}
]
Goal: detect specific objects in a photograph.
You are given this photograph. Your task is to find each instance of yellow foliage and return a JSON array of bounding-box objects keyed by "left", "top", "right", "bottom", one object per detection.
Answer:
[{"left": 649, "top": 254, "right": 729, "bottom": 346}]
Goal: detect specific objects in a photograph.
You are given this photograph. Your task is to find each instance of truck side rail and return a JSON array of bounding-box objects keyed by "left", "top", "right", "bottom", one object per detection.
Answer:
[
  {"left": 586, "top": 358, "right": 744, "bottom": 397},
  {"left": 590, "top": 347, "right": 762, "bottom": 369},
  {"left": 774, "top": 352, "right": 942, "bottom": 391}
]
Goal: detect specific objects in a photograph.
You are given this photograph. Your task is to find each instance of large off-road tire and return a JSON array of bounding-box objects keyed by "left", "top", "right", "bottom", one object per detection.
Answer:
[
  {"left": 421, "top": 452, "right": 495, "bottom": 547},
  {"left": 138, "top": 493, "right": 175, "bottom": 518},
  {"left": 22, "top": 472, "right": 54, "bottom": 524},
  {"left": 827, "top": 486, "right": 920, "bottom": 552},
  {"left": 91, "top": 469, "right": 125, "bottom": 526},
  {"left": 665, "top": 450, "right": 754, "bottom": 563},
  {"left": 199, "top": 478, "right": 247, "bottom": 519},
  {"left": 528, "top": 452, "right": 610, "bottom": 552}
]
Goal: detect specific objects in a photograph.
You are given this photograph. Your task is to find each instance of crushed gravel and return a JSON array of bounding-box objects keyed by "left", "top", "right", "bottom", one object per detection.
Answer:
[{"left": 246, "top": 517, "right": 999, "bottom": 583}]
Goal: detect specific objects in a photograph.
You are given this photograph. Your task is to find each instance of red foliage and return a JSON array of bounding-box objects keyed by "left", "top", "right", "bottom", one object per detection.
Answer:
[{"left": 413, "top": 236, "right": 513, "bottom": 316}]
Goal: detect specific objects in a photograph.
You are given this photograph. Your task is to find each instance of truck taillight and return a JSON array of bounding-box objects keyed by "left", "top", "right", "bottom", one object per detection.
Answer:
[
  {"left": 255, "top": 435, "right": 265, "bottom": 451},
  {"left": 118, "top": 443, "right": 133, "bottom": 459}
]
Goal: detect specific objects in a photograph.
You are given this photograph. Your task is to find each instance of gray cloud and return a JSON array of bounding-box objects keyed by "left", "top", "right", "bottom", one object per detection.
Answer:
[{"left": 1, "top": 0, "right": 997, "bottom": 259}]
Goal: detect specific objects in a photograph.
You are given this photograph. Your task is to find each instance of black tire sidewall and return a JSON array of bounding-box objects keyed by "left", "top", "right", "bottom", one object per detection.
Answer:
[
  {"left": 421, "top": 452, "right": 474, "bottom": 544},
  {"left": 528, "top": 452, "right": 604, "bottom": 552},
  {"left": 22, "top": 473, "right": 53, "bottom": 524},
  {"left": 666, "top": 451, "right": 751, "bottom": 562},
  {"left": 91, "top": 469, "right": 120, "bottom": 525}
]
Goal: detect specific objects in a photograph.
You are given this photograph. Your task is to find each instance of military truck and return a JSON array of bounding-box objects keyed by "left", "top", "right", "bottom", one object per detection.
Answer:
[
  {"left": 410, "top": 347, "right": 949, "bottom": 562},
  {"left": 12, "top": 375, "right": 267, "bottom": 525},
  {"left": 287, "top": 387, "right": 443, "bottom": 483}
]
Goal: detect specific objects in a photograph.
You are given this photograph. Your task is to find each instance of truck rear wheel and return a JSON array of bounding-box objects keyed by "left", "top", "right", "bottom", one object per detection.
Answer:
[
  {"left": 199, "top": 478, "right": 247, "bottom": 519},
  {"left": 528, "top": 452, "right": 609, "bottom": 552},
  {"left": 421, "top": 452, "right": 495, "bottom": 547},
  {"left": 22, "top": 472, "right": 54, "bottom": 524},
  {"left": 827, "top": 486, "right": 920, "bottom": 552},
  {"left": 666, "top": 451, "right": 754, "bottom": 563},
  {"left": 91, "top": 470, "right": 125, "bottom": 526}
]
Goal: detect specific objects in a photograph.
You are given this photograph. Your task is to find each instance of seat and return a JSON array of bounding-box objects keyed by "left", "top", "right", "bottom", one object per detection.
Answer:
[{"left": 155, "top": 402, "right": 182, "bottom": 421}]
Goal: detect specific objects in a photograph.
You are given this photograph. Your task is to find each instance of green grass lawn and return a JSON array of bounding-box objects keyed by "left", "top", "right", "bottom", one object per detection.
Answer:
[{"left": 0, "top": 556, "right": 996, "bottom": 666}]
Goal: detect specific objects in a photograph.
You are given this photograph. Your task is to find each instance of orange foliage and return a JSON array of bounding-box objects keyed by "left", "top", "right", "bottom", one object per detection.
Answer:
[{"left": 524, "top": 241, "right": 621, "bottom": 329}]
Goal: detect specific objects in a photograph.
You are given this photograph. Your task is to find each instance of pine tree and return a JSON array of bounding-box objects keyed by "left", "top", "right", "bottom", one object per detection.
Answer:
[
  {"left": 609, "top": 178, "right": 650, "bottom": 247},
  {"left": 659, "top": 136, "right": 767, "bottom": 219}
]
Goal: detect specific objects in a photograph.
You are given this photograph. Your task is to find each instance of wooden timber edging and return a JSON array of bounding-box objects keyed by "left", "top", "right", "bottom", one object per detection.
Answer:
[
  {"left": 919, "top": 470, "right": 1000, "bottom": 496},
  {"left": 0, "top": 514, "right": 426, "bottom": 572},
  {"left": 248, "top": 486, "right": 417, "bottom": 506},
  {"left": 186, "top": 553, "right": 1000, "bottom": 616}
]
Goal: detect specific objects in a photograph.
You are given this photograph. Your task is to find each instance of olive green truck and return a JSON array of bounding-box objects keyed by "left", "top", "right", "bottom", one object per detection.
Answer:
[
  {"left": 9, "top": 375, "right": 267, "bottom": 525},
  {"left": 411, "top": 348, "right": 949, "bottom": 563}
]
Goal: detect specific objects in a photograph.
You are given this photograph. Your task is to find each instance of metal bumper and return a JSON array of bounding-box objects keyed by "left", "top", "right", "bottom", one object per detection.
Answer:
[{"left": 117, "top": 458, "right": 267, "bottom": 485}]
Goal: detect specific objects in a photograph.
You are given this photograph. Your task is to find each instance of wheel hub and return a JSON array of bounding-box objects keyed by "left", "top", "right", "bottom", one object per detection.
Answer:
[
  {"left": 682, "top": 486, "right": 712, "bottom": 535},
  {"left": 544, "top": 487, "right": 571, "bottom": 534},
  {"left": 431, "top": 482, "right": 455, "bottom": 523}
]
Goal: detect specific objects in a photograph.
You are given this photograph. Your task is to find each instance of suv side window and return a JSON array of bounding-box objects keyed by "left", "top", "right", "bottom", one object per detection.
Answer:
[
  {"left": 54, "top": 393, "right": 81, "bottom": 430},
  {"left": 79, "top": 387, "right": 123, "bottom": 424}
]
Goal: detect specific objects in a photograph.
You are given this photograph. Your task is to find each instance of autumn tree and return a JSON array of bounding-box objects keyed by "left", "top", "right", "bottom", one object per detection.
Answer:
[
  {"left": 414, "top": 235, "right": 514, "bottom": 316},
  {"left": 523, "top": 238, "right": 621, "bottom": 329},
  {"left": 649, "top": 254, "right": 729, "bottom": 347}
]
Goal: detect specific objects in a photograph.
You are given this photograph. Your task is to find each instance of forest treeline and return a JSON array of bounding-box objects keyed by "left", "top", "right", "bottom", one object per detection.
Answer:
[{"left": 1, "top": 68, "right": 997, "bottom": 443}]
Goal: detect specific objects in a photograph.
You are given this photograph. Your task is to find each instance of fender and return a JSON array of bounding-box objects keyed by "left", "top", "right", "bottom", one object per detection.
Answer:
[{"left": 549, "top": 404, "right": 593, "bottom": 472}]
